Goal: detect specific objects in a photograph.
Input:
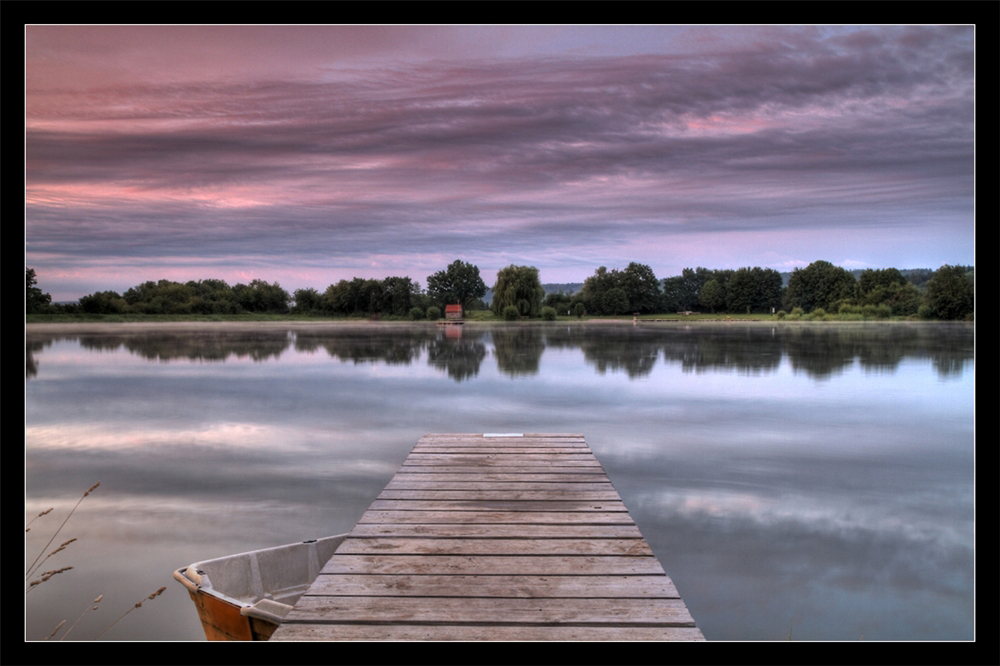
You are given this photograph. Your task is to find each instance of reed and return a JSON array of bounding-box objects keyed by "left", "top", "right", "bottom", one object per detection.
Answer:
[
  {"left": 43, "top": 620, "right": 66, "bottom": 641},
  {"left": 27, "top": 566, "right": 74, "bottom": 593},
  {"left": 26, "top": 481, "right": 99, "bottom": 580},
  {"left": 60, "top": 595, "right": 103, "bottom": 641},
  {"left": 94, "top": 587, "right": 167, "bottom": 640},
  {"left": 27, "top": 482, "right": 169, "bottom": 640},
  {"left": 25, "top": 507, "right": 53, "bottom": 532}
]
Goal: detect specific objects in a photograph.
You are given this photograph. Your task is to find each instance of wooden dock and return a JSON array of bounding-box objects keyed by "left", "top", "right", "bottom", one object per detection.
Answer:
[{"left": 270, "top": 433, "right": 705, "bottom": 641}]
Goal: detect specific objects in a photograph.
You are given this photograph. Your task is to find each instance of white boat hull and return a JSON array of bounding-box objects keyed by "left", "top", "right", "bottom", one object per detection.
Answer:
[{"left": 173, "top": 534, "right": 348, "bottom": 640}]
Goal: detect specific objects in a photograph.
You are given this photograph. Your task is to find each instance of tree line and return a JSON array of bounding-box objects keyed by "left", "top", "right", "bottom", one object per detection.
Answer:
[{"left": 26, "top": 259, "right": 974, "bottom": 320}]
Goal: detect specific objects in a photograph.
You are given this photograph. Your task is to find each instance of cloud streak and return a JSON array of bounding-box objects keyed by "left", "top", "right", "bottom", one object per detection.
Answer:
[{"left": 25, "top": 26, "right": 975, "bottom": 300}]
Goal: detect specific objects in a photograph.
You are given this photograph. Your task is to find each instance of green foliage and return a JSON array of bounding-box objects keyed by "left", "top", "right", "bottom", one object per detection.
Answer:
[
  {"left": 427, "top": 260, "right": 487, "bottom": 309},
  {"left": 502, "top": 305, "right": 521, "bottom": 321},
  {"left": 583, "top": 263, "right": 659, "bottom": 315},
  {"left": 857, "top": 268, "right": 906, "bottom": 295},
  {"left": 491, "top": 265, "right": 544, "bottom": 317},
  {"left": 543, "top": 292, "right": 573, "bottom": 311},
  {"left": 381, "top": 276, "right": 419, "bottom": 317},
  {"left": 783, "top": 261, "right": 856, "bottom": 313},
  {"left": 26, "top": 267, "right": 52, "bottom": 314},
  {"left": 699, "top": 279, "right": 725, "bottom": 313},
  {"left": 618, "top": 263, "right": 660, "bottom": 313},
  {"left": 34, "top": 258, "right": 976, "bottom": 323},
  {"left": 232, "top": 279, "right": 291, "bottom": 314},
  {"left": 79, "top": 290, "right": 127, "bottom": 314},
  {"left": 601, "top": 287, "right": 629, "bottom": 315},
  {"left": 292, "top": 288, "right": 324, "bottom": 315},
  {"left": 925, "top": 264, "right": 974, "bottom": 320},
  {"left": 806, "top": 307, "right": 828, "bottom": 320},
  {"left": 540, "top": 306, "right": 557, "bottom": 321},
  {"left": 408, "top": 306, "right": 424, "bottom": 320},
  {"left": 726, "top": 267, "right": 783, "bottom": 314},
  {"left": 661, "top": 267, "right": 713, "bottom": 313}
]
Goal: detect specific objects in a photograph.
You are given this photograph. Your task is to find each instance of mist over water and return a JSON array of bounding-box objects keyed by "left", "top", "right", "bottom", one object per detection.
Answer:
[{"left": 25, "top": 322, "right": 974, "bottom": 641}]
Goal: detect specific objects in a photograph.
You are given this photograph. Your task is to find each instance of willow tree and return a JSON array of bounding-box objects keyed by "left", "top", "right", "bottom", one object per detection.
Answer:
[{"left": 491, "top": 265, "right": 544, "bottom": 318}]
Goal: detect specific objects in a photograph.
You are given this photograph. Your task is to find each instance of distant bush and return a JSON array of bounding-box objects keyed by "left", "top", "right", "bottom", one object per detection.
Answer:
[
  {"left": 807, "top": 307, "right": 828, "bottom": 321},
  {"left": 502, "top": 305, "right": 520, "bottom": 321},
  {"left": 408, "top": 307, "right": 424, "bottom": 320},
  {"left": 573, "top": 302, "right": 586, "bottom": 318},
  {"left": 426, "top": 306, "right": 441, "bottom": 320},
  {"left": 775, "top": 310, "right": 787, "bottom": 319},
  {"left": 541, "top": 306, "right": 557, "bottom": 321}
]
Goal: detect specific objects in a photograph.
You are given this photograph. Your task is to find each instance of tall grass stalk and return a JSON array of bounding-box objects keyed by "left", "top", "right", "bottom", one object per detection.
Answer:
[
  {"left": 60, "top": 595, "right": 103, "bottom": 641},
  {"left": 25, "top": 507, "right": 53, "bottom": 532},
  {"left": 43, "top": 620, "right": 66, "bottom": 641},
  {"left": 26, "top": 481, "right": 99, "bottom": 579},
  {"left": 26, "top": 566, "right": 74, "bottom": 594},
  {"left": 94, "top": 587, "right": 166, "bottom": 640}
]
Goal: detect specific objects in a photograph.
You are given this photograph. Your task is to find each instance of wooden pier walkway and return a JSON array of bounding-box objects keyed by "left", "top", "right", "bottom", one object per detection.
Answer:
[{"left": 270, "top": 433, "right": 705, "bottom": 641}]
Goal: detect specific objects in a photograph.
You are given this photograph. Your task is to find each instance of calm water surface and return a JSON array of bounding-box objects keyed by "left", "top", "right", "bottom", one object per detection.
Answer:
[{"left": 25, "top": 322, "right": 975, "bottom": 641}]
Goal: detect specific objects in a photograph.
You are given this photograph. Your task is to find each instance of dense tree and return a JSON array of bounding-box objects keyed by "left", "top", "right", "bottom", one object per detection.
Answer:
[
  {"left": 581, "top": 263, "right": 659, "bottom": 315},
  {"left": 233, "top": 279, "right": 290, "bottom": 313},
  {"left": 925, "top": 265, "right": 974, "bottom": 320},
  {"left": 581, "top": 267, "right": 617, "bottom": 314},
  {"left": 381, "top": 276, "right": 420, "bottom": 317},
  {"left": 857, "top": 268, "right": 906, "bottom": 296},
  {"left": 699, "top": 279, "right": 725, "bottom": 313},
  {"left": 491, "top": 265, "right": 544, "bottom": 317},
  {"left": 427, "top": 260, "right": 487, "bottom": 309},
  {"left": 79, "top": 290, "right": 127, "bottom": 314},
  {"left": 782, "top": 261, "right": 856, "bottom": 313},
  {"left": 291, "top": 288, "right": 324, "bottom": 314},
  {"left": 26, "top": 267, "right": 51, "bottom": 314},
  {"left": 726, "top": 267, "right": 783, "bottom": 314},
  {"left": 661, "top": 267, "right": 713, "bottom": 312},
  {"left": 600, "top": 287, "right": 630, "bottom": 315},
  {"left": 618, "top": 263, "right": 660, "bottom": 314}
]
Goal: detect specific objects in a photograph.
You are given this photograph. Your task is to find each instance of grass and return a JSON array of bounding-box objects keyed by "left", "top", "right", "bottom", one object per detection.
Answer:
[
  {"left": 26, "top": 481, "right": 168, "bottom": 641},
  {"left": 28, "top": 310, "right": 946, "bottom": 326}
]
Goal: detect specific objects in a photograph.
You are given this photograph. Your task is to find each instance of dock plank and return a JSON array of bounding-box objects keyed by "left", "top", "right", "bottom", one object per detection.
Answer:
[{"left": 270, "top": 434, "right": 705, "bottom": 641}]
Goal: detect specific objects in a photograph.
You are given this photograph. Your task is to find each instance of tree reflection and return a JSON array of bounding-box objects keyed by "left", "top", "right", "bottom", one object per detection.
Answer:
[
  {"left": 491, "top": 327, "right": 545, "bottom": 377},
  {"left": 25, "top": 322, "right": 974, "bottom": 381},
  {"left": 427, "top": 330, "right": 487, "bottom": 382}
]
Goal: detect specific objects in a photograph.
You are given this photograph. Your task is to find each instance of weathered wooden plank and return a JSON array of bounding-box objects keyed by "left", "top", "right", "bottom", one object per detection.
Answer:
[
  {"left": 402, "top": 454, "right": 602, "bottom": 466},
  {"left": 383, "top": 480, "right": 616, "bottom": 491},
  {"left": 394, "top": 466, "right": 608, "bottom": 475},
  {"left": 420, "top": 433, "right": 585, "bottom": 440},
  {"left": 334, "top": 537, "right": 654, "bottom": 556},
  {"left": 389, "top": 470, "right": 609, "bottom": 481},
  {"left": 356, "top": 510, "right": 637, "bottom": 525},
  {"left": 411, "top": 446, "right": 592, "bottom": 454},
  {"left": 378, "top": 489, "right": 623, "bottom": 501},
  {"left": 320, "top": 554, "right": 667, "bottom": 576},
  {"left": 284, "top": 596, "right": 695, "bottom": 626},
  {"left": 269, "top": 433, "right": 705, "bottom": 641},
  {"left": 271, "top": 624, "right": 706, "bottom": 641},
  {"left": 366, "top": 499, "right": 628, "bottom": 512},
  {"left": 346, "top": 523, "right": 646, "bottom": 539},
  {"left": 304, "top": 574, "right": 679, "bottom": 598}
]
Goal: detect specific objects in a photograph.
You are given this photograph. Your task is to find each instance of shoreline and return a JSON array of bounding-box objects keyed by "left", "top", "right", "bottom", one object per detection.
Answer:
[{"left": 24, "top": 317, "right": 970, "bottom": 336}]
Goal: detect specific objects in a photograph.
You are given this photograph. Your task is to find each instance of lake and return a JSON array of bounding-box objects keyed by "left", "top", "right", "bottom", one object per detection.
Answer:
[{"left": 25, "top": 321, "right": 975, "bottom": 641}]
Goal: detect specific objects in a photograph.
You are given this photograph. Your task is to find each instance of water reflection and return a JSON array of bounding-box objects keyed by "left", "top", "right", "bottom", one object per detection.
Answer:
[
  {"left": 24, "top": 322, "right": 975, "bottom": 641},
  {"left": 25, "top": 322, "right": 975, "bottom": 382}
]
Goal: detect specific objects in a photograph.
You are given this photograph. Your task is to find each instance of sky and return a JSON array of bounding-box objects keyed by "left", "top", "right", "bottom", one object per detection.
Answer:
[{"left": 25, "top": 25, "right": 976, "bottom": 302}]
